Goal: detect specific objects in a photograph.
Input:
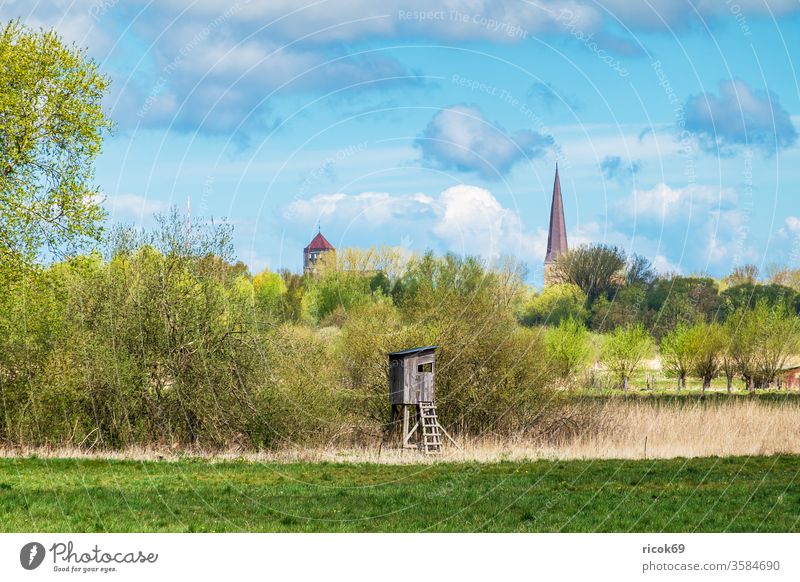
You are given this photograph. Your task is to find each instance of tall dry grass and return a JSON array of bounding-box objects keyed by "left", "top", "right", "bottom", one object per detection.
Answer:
[
  {"left": 531, "top": 399, "right": 800, "bottom": 461},
  {"left": 2, "top": 399, "right": 798, "bottom": 464}
]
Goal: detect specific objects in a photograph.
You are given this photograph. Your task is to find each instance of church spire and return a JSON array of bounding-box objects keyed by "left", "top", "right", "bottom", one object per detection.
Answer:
[{"left": 544, "top": 164, "right": 568, "bottom": 282}]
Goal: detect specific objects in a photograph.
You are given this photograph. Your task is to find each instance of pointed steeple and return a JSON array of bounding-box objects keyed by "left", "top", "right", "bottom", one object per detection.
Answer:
[{"left": 545, "top": 163, "right": 568, "bottom": 266}]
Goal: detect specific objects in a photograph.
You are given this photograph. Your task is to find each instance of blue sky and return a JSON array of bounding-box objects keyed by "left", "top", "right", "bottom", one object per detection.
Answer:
[{"left": 6, "top": 0, "right": 800, "bottom": 286}]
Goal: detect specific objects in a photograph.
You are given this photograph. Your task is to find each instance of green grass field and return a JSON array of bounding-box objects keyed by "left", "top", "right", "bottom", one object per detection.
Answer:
[{"left": 1, "top": 455, "right": 798, "bottom": 532}]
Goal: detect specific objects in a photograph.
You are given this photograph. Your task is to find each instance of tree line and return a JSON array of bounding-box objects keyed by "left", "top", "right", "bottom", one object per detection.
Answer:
[{"left": 538, "top": 244, "right": 800, "bottom": 395}]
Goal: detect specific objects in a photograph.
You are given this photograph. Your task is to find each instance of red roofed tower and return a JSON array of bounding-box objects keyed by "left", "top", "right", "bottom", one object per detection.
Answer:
[
  {"left": 303, "top": 228, "right": 335, "bottom": 274},
  {"left": 544, "top": 164, "right": 568, "bottom": 286}
]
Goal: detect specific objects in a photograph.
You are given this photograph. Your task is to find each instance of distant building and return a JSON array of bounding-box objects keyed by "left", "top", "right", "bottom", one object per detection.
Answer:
[
  {"left": 303, "top": 230, "right": 335, "bottom": 274},
  {"left": 544, "top": 164, "right": 569, "bottom": 286},
  {"left": 782, "top": 364, "right": 800, "bottom": 389}
]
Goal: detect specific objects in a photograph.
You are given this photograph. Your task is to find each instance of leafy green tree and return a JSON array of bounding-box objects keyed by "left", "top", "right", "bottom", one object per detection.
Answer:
[
  {"left": 590, "top": 285, "right": 646, "bottom": 332},
  {"left": 727, "top": 307, "right": 760, "bottom": 392},
  {"left": 0, "top": 21, "right": 111, "bottom": 271},
  {"left": 752, "top": 304, "right": 800, "bottom": 388},
  {"left": 520, "top": 283, "right": 588, "bottom": 326},
  {"left": 390, "top": 253, "right": 553, "bottom": 433},
  {"left": 253, "top": 267, "right": 287, "bottom": 316},
  {"left": 689, "top": 322, "right": 728, "bottom": 394},
  {"left": 601, "top": 323, "right": 654, "bottom": 394},
  {"left": 626, "top": 254, "right": 656, "bottom": 287},
  {"left": 395, "top": 252, "right": 520, "bottom": 308},
  {"left": 306, "top": 268, "right": 385, "bottom": 324},
  {"left": 549, "top": 244, "right": 626, "bottom": 303},
  {"left": 660, "top": 322, "right": 696, "bottom": 392},
  {"left": 719, "top": 283, "right": 799, "bottom": 319},
  {"left": 545, "top": 318, "right": 592, "bottom": 384},
  {"left": 647, "top": 276, "right": 720, "bottom": 338},
  {"left": 720, "top": 336, "right": 737, "bottom": 394},
  {"left": 727, "top": 301, "right": 800, "bottom": 390},
  {"left": 279, "top": 269, "right": 306, "bottom": 323}
]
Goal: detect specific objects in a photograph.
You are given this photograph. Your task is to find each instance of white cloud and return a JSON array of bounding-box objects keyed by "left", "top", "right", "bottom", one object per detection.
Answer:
[
  {"left": 284, "top": 191, "right": 434, "bottom": 225},
  {"left": 283, "top": 185, "right": 546, "bottom": 263},
  {"left": 596, "top": 0, "right": 799, "bottom": 31},
  {"left": 148, "top": 0, "right": 800, "bottom": 41},
  {"left": 623, "top": 183, "right": 737, "bottom": 223},
  {"left": 652, "top": 254, "right": 682, "bottom": 275},
  {"left": 779, "top": 216, "right": 800, "bottom": 241},
  {"left": 614, "top": 182, "right": 756, "bottom": 270},
  {"left": 433, "top": 185, "right": 546, "bottom": 260},
  {"left": 416, "top": 105, "right": 552, "bottom": 179},
  {"left": 105, "top": 193, "right": 168, "bottom": 218},
  {"left": 684, "top": 79, "right": 798, "bottom": 156}
]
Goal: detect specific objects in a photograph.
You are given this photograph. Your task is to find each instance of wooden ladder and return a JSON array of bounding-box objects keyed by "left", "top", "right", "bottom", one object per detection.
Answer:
[{"left": 418, "top": 401, "right": 442, "bottom": 455}]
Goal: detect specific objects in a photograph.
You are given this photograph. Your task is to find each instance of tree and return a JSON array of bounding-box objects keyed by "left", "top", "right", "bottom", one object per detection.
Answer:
[
  {"left": 590, "top": 284, "right": 646, "bottom": 332},
  {"left": 727, "top": 307, "right": 760, "bottom": 392},
  {"left": 279, "top": 269, "right": 306, "bottom": 323},
  {"left": 549, "top": 244, "right": 627, "bottom": 304},
  {"left": 752, "top": 304, "right": 800, "bottom": 388},
  {"left": 764, "top": 264, "right": 800, "bottom": 291},
  {"left": 253, "top": 267, "right": 287, "bottom": 317},
  {"left": 0, "top": 21, "right": 111, "bottom": 271},
  {"left": 601, "top": 323, "right": 654, "bottom": 394},
  {"left": 689, "top": 322, "right": 728, "bottom": 394},
  {"left": 646, "top": 276, "right": 720, "bottom": 339},
  {"left": 720, "top": 333, "right": 737, "bottom": 394},
  {"left": 725, "top": 264, "right": 759, "bottom": 287},
  {"left": 545, "top": 318, "right": 592, "bottom": 384},
  {"left": 520, "top": 283, "right": 588, "bottom": 326},
  {"left": 660, "top": 322, "right": 695, "bottom": 392},
  {"left": 719, "top": 283, "right": 799, "bottom": 319},
  {"left": 306, "top": 268, "right": 380, "bottom": 324},
  {"left": 626, "top": 254, "right": 656, "bottom": 287},
  {"left": 727, "top": 301, "right": 800, "bottom": 390}
]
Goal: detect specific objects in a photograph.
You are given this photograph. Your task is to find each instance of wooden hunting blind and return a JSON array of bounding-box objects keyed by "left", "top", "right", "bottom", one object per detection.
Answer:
[
  {"left": 388, "top": 346, "right": 458, "bottom": 455},
  {"left": 389, "top": 346, "right": 436, "bottom": 405}
]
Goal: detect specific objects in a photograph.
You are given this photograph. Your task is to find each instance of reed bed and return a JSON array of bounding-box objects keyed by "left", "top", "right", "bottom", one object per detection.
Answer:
[{"left": 2, "top": 399, "right": 798, "bottom": 464}]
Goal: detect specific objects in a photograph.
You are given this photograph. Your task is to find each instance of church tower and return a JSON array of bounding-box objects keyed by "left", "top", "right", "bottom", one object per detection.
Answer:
[
  {"left": 303, "top": 228, "right": 335, "bottom": 274},
  {"left": 544, "top": 164, "right": 568, "bottom": 286}
]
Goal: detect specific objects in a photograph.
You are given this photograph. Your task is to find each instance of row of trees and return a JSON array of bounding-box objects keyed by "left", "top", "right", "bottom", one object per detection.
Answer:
[
  {"left": 532, "top": 304, "right": 799, "bottom": 398},
  {"left": 526, "top": 244, "right": 800, "bottom": 338},
  {"left": 660, "top": 302, "right": 800, "bottom": 393},
  {"left": 536, "top": 245, "right": 800, "bottom": 394}
]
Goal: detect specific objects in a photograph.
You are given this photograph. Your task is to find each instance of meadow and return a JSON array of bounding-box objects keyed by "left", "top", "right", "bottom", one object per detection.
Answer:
[
  {"left": 1, "top": 455, "right": 798, "bottom": 533},
  {"left": 3, "top": 396, "right": 799, "bottom": 534}
]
